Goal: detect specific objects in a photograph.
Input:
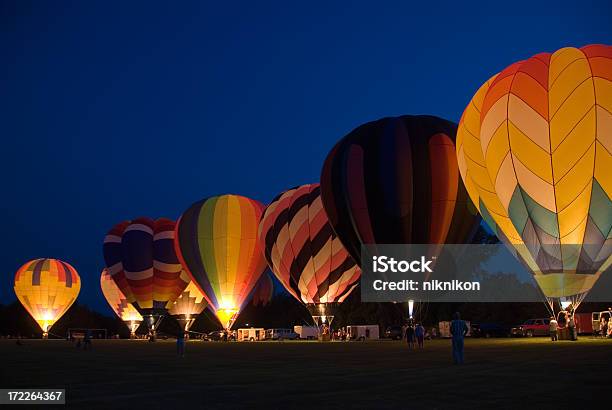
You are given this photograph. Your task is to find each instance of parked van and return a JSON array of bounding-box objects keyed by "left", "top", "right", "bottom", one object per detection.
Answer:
[
  {"left": 266, "top": 328, "right": 299, "bottom": 340},
  {"left": 346, "top": 325, "right": 379, "bottom": 341},
  {"left": 237, "top": 328, "right": 265, "bottom": 341},
  {"left": 592, "top": 310, "right": 612, "bottom": 335}
]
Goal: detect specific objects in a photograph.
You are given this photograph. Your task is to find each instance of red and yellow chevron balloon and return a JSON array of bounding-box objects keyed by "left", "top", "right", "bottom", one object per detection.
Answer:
[
  {"left": 100, "top": 269, "right": 142, "bottom": 335},
  {"left": 14, "top": 258, "right": 81, "bottom": 336},
  {"left": 456, "top": 44, "right": 612, "bottom": 307},
  {"left": 258, "top": 184, "right": 360, "bottom": 306}
]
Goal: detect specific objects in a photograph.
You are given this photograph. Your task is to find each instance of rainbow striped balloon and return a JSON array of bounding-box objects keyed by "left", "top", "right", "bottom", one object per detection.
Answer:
[
  {"left": 175, "top": 194, "right": 268, "bottom": 329},
  {"left": 14, "top": 258, "right": 80, "bottom": 335}
]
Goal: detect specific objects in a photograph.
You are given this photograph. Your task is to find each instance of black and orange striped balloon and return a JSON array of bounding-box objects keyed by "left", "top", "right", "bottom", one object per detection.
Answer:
[
  {"left": 258, "top": 184, "right": 360, "bottom": 305},
  {"left": 251, "top": 271, "right": 274, "bottom": 307},
  {"left": 320, "top": 115, "right": 480, "bottom": 265}
]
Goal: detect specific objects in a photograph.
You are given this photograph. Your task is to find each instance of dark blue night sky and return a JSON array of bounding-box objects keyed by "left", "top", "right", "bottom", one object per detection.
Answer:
[{"left": 1, "top": 1, "right": 610, "bottom": 315}]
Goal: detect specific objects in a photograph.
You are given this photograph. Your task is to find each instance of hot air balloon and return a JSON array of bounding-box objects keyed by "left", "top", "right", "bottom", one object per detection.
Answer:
[
  {"left": 175, "top": 194, "right": 268, "bottom": 330},
  {"left": 320, "top": 115, "right": 481, "bottom": 268},
  {"left": 456, "top": 44, "right": 612, "bottom": 311},
  {"left": 251, "top": 271, "right": 274, "bottom": 307},
  {"left": 103, "top": 217, "right": 190, "bottom": 336},
  {"left": 258, "top": 184, "right": 361, "bottom": 326},
  {"left": 14, "top": 258, "right": 81, "bottom": 338},
  {"left": 100, "top": 268, "right": 143, "bottom": 338},
  {"left": 168, "top": 281, "right": 208, "bottom": 334}
]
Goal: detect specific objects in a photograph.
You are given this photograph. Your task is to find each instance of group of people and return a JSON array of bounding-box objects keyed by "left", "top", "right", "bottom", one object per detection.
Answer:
[
  {"left": 599, "top": 314, "right": 612, "bottom": 338},
  {"left": 67, "top": 329, "right": 93, "bottom": 350},
  {"left": 404, "top": 313, "right": 469, "bottom": 365},
  {"left": 404, "top": 321, "right": 425, "bottom": 349},
  {"left": 548, "top": 310, "right": 578, "bottom": 341},
  {"left": 331, "top": 326, "right": 351, "bottom": 341}
]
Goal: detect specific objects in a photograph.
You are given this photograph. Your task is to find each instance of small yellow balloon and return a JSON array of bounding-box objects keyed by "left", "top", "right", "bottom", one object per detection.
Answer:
[{"left": 14, "top": 258, "right": 81, "bottom": 337}]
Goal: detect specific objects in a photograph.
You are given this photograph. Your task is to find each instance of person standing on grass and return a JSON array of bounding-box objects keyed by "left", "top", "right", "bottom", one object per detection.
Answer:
[
  {"left": 568, "top": 312, "right": 577, "bottom": 341},
  {"left": 83, "top": 329, "right": 92, "bottom": 350},
  {"left": 549, "top": 316, "right": 558, "bottom": 341},
  {"left": 405, "top": 323, "right": 416, "bottom": 349},
  {"left": 177, "top": 332, "right": 185, "bottom": 357},
  {"left": 415, "top": 323, "right": 425, "bottom": 348},
  {"left": 450, "top": 312, "right": 469, "bottom": 364}
]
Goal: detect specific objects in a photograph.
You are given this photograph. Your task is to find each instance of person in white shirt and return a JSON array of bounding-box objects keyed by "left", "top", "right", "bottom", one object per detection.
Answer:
[{"left": 549, "top": 317, "right": 558, "bottom": 341}]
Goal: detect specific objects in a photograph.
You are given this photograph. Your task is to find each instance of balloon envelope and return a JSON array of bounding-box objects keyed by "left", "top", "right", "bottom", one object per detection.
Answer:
[
  {"left": 100, "top": 268, "right": 143, "bottom": 333},
  {"left": 258, "top": 184, "right": 360, "bottom": 306},
  {"left": 175, "top": 194, "right": 268, "bottom": 329},
  {"left": 456, "top": 44, "right": 612, "bottom": 306},
  {"left": 320, "top": 115, "right": 480, "bottom": 266},
  {"left": 14, "top": 258, "right": 80, "bottom": 335},
  {"left": 251, "top": 271, "right": 274, "bottom": 307},
  {"left": 168, "top": 281, "right": 208, "bottom": 331},
  {"left": 103, "top": 217, "right": 190, "bottom": 319}
]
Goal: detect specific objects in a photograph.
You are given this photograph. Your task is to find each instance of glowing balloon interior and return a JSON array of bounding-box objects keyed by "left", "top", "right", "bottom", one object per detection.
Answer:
[
  {"left": 103, "top": 217, "right": 190, "bottom": 334},
  {"left": 175, "top": 194, "right": 268, "bottom": 330},
  {"left": 14, "top": 258, "right": 81, "bottom": 338},
  {"left": 259, "top": 184, "right": 361, "bottom": 309},
  {"left": 100, "top": 268, "right": 143, "bottom": 336},
  {"left": 456, "top": 44, "right": 612, "bottom": 310}
]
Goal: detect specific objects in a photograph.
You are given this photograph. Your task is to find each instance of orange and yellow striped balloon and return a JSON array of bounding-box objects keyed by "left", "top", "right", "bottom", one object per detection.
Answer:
[
  {"left": 14, "top": 258, "right": 81, "bottom": 336},
  {"left": 456, "top": 44, "right": 612, "bottom": 306}
]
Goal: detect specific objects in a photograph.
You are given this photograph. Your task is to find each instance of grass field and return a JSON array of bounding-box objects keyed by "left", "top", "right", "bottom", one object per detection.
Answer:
[{"left": 3, "top": 337, "right": 610, "bottom": 409}]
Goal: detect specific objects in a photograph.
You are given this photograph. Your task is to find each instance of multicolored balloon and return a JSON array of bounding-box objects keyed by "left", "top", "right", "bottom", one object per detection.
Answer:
[
  {"left": 175, "top": 194, "right": 268, "bottom": 330},
  {"left": 168, "top": 281, "right": 208, "bottom": 332},
  {"left": 258, "top": 184, "right": 360, "bottom": 321},
  {"left": 103, "top": 217, "right": 190, "bottom": 330},
  {"left": 251, "top": 271, "right": 274, "bottom": 307},
  {"left": 320, "top": 115, "right": 481, "bottom": 266},
  {"left": 456, "top": 44, "right": 612, "bottom": 309},
  {"left": 100, "top": 268, "right": 143, "bottom": 337},
  {"left": 14, "top": 258, "right": 80, "bottom": 338}
]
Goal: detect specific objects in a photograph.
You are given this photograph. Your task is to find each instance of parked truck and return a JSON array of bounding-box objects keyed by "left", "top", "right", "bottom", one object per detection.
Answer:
[
  {"left": 237, "top": 328, "right": 265, "bottom": 341},
  {"left": 294, "top": 325, "right": 318, "bottom": 340},
  {"left": 266, "top": 328, "right": 299, "bottom": 340},
  {"left": 346, "top": 325, "right": 379, "bottom": 341}
]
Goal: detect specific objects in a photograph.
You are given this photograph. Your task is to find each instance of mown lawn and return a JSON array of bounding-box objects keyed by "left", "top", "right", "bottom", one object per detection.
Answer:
[{"left": 2, "top": 337, "right": 609, "bottom": 409}]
